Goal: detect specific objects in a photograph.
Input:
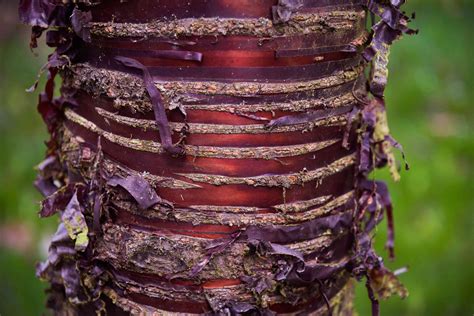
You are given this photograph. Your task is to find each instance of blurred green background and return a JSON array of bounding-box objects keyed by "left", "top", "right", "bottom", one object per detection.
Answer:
[{"left": 0, "top": 1, "right": 472, "bottom": 315}]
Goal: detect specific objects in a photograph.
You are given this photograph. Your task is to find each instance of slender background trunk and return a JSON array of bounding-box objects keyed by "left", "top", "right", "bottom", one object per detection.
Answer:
[{"left": 20, "top": 0, "right": 414, "bottom": 315}]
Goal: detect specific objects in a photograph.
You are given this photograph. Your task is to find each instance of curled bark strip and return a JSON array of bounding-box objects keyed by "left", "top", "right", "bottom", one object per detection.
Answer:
[
  {"left": 61, "top": 192, "right": 89, "bottom": 252},
  {"left": 266, "top": 105, "right": 354, "bottom": 129},
  {"left": 39, "top": 183, "right": 76, "bottom": 218},
  {"left": 272, "top": 194, "right": 332, "bottom": 213},
  {"left": 71, "top": 8, "right": 92, "bottom": 42},
  {"left": 107, "top": 175, "right": 166, "bottom": 210},
  {"left": 363, "top": 0, "right": 417, "bottom": 97},
  {"left": 34, "top": 156, "right": 60, "bottom": 197},
  {"left": 19, "top": 0, "right": 56, "bottom": 29},
  {"left": 115, "top": 56, "right": 184, "bottom": 156},
  {"left": 190, "top": 232, "right": 242, "bottom": 277},
  {"left": 272, "top": 0, "right": 304, "bottom": 24},
  {"left": 18, "top": 0, "right": 70, "bottom": 49},
  {"left": 108, "top": 48, "right": 203, "bottom": 62},
  {"left": 36, "top": 224, "right": 89, "bottom": 305},
  {"left": 386, "top": 134, "right": 410, "bottom": 171},
  {"left": 102, "top": 158, "right": 202, "bottom": 189},
  {"left": 366, "top": 276, "right": 380, "bottom": 316},
  {"left": 360, "top": 179, "right": 395, "bottom": 260},
  {"left": 358, "top": 97, "right": 404, "bottom": 181},
  {"left": 26, "top": 51, "right": 69, "bottom": 93},
  {"left": 246, "top": 211, "right": 353, "bottom": 244}
]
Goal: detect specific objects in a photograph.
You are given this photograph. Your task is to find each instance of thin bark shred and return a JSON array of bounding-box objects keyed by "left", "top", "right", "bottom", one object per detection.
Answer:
[{"left": 114, "top": 56, "right": 185, "bottom": 156}]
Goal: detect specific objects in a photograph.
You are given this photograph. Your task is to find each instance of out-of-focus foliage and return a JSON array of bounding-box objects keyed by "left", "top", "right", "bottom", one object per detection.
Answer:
[
  {"left": 354, "top": 1, "right": 474, "bottom": 315},
  {"left": 0, "top": 0, "right": 472, "bottom": 315}
]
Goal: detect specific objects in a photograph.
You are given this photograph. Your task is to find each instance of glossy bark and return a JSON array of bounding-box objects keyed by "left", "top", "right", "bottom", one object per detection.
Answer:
[{"left": 21, "top": 0, "right": 415, "bottom": 315}]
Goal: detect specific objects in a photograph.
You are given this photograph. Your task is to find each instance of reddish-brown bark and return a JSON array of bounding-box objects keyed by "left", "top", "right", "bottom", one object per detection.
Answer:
[{"left": 21, "top": 0, "right": 415, "bottom": 315}]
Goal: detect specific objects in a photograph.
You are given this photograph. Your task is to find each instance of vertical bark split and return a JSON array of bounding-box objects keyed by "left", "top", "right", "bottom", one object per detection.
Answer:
[{"left": 21, "top": 0, "right": 415, "bottom": 315}]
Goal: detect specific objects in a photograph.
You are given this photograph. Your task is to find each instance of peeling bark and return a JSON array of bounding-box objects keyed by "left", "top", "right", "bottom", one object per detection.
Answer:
[{"left": 21, "top": 0, "right": 415, "bottom": 315}]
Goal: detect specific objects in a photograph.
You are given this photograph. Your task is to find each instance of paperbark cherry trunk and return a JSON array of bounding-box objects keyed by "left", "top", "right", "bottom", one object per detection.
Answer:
[{"left": 20, "top": 0, "right": 415, "bottom": 315}]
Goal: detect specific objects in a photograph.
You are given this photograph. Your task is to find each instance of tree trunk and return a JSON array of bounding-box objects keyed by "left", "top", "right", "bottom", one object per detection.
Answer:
[{"left": 20, "top": 0, "right": 415, "bottom": 315}]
